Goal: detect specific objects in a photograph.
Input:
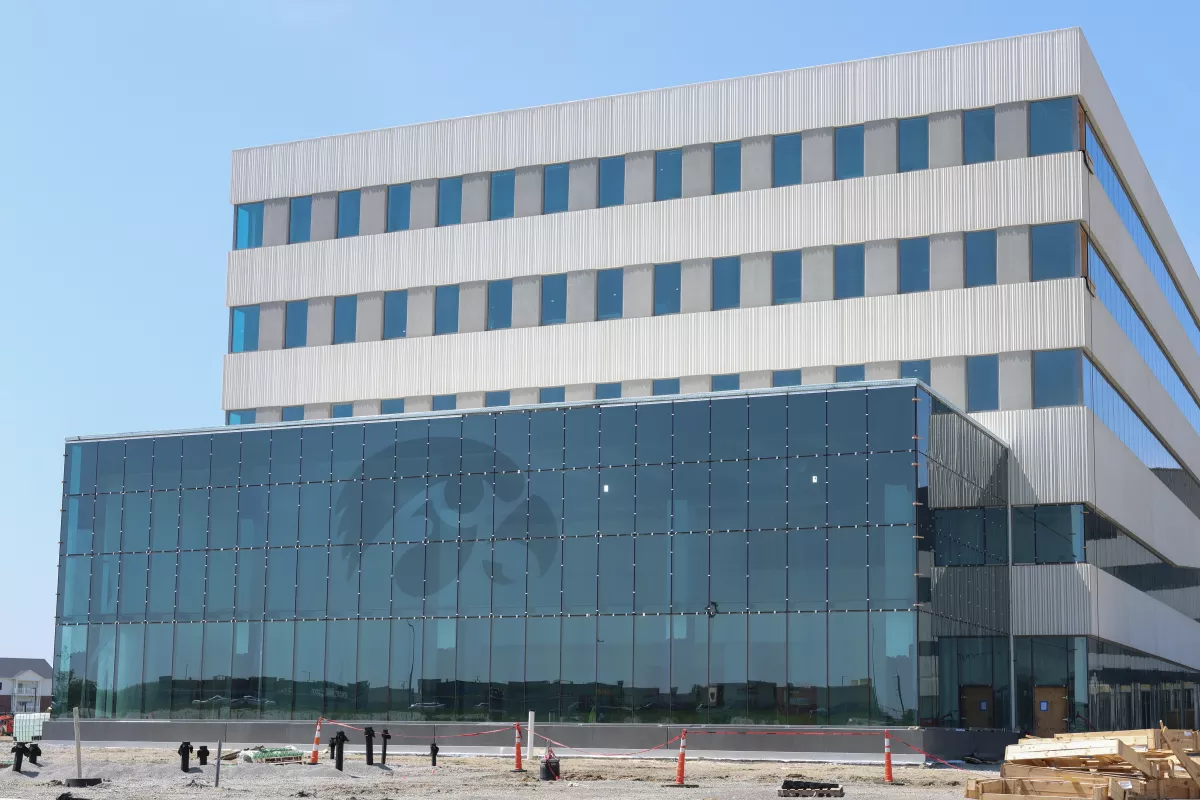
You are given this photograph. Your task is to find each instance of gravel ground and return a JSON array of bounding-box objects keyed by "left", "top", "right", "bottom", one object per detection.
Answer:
[{"left": 0, "top": 744, "right": 988, "bottom": 799}]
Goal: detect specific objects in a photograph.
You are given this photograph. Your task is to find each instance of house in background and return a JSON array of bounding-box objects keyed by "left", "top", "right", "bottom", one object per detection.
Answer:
[{"left": 0, "top": 659, "right": 53, "bottom": 713}]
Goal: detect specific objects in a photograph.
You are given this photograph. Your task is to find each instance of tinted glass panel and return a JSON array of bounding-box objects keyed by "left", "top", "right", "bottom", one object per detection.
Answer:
[
  {"left": 333, "top": 295, "right": 357, "bottom": 344},
  {"left": 490, "top": 170, "right": 515, "bottom": 220},
  {"left": 898, "top": 117, "right": 929, "bottom": 172},
  {"left": 285, "top": 300, "right": 307, "bottom": 348},
  {"left": 713, "top": 141, "right": 741, "bottom": 194},
  {"left": 712, "top": 374, "right": 739, "bottom": 391},
  {"left": 963, "top": 108, "right": 996, "bottom": 164},
  {"left": 773, "top": 133, "right": 801, "bottom": 187},
  {"left": 652, "top": 379, "right": 679, "bottom": 396},
  {"left": 437, "top": 177, "right": 462, "bottom": 226},
  {"left": 235, "top": 202, "right": 264, "bottom": 250},
  {"left": 386, "top": 184, "right": 410, "bottom": 232},
  {"left": 654, "top": 263, "right": 681, "bottom": 315},
  {"left": 289, "top": 196, "right": 312, "bottom": 243},
  {"left": 773, "top": 251, "right": 802, "bottom": 304},
  {"left": 835, "top": 244, "right": 865, "bottom": 299},
  {"left": 487, "top": 280, "right": 512, "bottom": 330},
  {"left": 230, "top": 306, "right": 259, "bottom": 353},
  {"left": 836, "top": 365, "right": 865, "bottom": 383},
  {"left": 543, "top": 163, "right": 569, "bottom": 213},
  {"left": 596, "top": 268, "right": 623, "bottom": 320},
  {"left": 337, "top": 190, "right": 360, "bottom": 238},
  {"left": 835, "top": 125, "right": 864, "bottom": 180},
  {"left": 381, "top": 399, "right": 405, "bottom": 414},
  {"left": 434, "top": 285, "right": 459, "bottom": 335},
  {"left": 598, "top": 156, "right": 625, "bottom": 207},
  {"left": 1033, "top": 349, "right": 1082, "bottom": 408},
  {"left": 967, "top": 354, "right": 1000, "bottom": 412},
  {"left": 773, "top": 369, "right": 801, "bottom": 388},
  {"left": 383, "top": 290, "right": 407, "bottom": 339},
  {"left": 900, "top": 360, "right": 931, "bottom": 384},
  {"left": 541, "top": 274, "right": 567, "bottom": 325},
  {"left": 965, "top": 230, "right": 997, "bottom": 287},
  {"left": 1029, "top": 97, "right": 1077, "bottom": 157},
  {"left": 655, "top": 149, "right": 682, "bottom": 201},
  {"left": 433, "top": 394, "right": 456, "bottom": 412},
  {"left": 1031, "top": 222, "right": 1079, "bottom": 281},
  {"left": 485, "top": 391, "right": 510, "bottom": 408},
  {"left": 712, "top": 256, "right": 740, "bottom": 310},
  {"left": 595, "top": 383, "right": 621, "bottom": 400},
  {"left": 898, "top": 237, "right": 930, "bottom": 293}
]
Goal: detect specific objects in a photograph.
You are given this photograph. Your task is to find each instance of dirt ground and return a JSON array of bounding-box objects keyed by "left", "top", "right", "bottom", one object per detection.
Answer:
[{"left": 0, "top": 744, "right": 989, "bottom": 799}]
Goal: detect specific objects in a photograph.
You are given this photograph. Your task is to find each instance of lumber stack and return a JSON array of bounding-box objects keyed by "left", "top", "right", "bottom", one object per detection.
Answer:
[{"left": 965, "top": 726, "right": 1200, "bottom": 800}]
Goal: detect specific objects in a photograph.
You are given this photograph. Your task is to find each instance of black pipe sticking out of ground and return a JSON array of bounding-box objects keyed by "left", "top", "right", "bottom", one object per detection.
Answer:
[{"left": 178, "top": 742, "right": 193, "bottom": 773}]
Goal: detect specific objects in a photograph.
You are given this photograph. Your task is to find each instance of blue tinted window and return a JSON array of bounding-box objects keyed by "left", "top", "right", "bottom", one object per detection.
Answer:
[
  {"left": 539, "top": 387, "right": 565, "bottom": 404},
  {"left": 712, "top": 374, "right": 739, "bottom": 391},
  {"left": 898, "top": 117, "right": 929, "bottom": 172},
  {"left": 541, "top": 274, "right": 567, "bottom": 325},
  {"left": 966, "top": 354, "right": 999, "bottom": 412},
  {"left": 543, "top": 164, "right": 569, "bottom": 213},
  {"left": 435, "top": 285, "right": 459, "bottom": 335},
  {"left": 712, "top": 256, "right": 740, "bottom": 310},
  {"left": 965, "top": 230, "right": 997, "bottom": 287},
  {"left": 433, "top": 395, "right": 456, "bottom": 411},
  {"left": 437, "top": 177, "right": 462, "bottom": 226},
  {"left": 655, "top": 149, "right": 682, "bottom": 201},
  {"left": 333, "top": 295, "right": 357, "bottom": 344},
  {"left": 773, "top": 251, "right": 802, "bottom": 304},
  {"left": 383, "top": 290, "right": 407, "bottom": 339},
  {"left": 653, "top": 379, "right": 680, "bottom": 396},
  {"left": 836, "top": 365, "right": 865, "bottom": 383},
  {"left": 282, "top": 406, "right": 305, "bottom": 422},
  {"left": 490, "top": 170, "right": 515, "bottom": 220},
  {"left": 773, "top": 370, "right": 801, "bottom": 387},
  {"left": 835, "top": 125, "right": 864, "bottom": 180},
  {"left": 900, "top": 360, "right": 931, "bottom": 385},
  {"left": 713, "top": 141, "right": 741, "bottom": 194},
  {"left": 773, "top": 133, "right": 802, "bottom": 187},
  {"left": 332, "top": 403, "right": 353, "bottom": 418},
  {"left": 285, "top": 300, "right": 308, "bottom": 349},
  {"left": 835, "top": 244, "right": 865, "bottom": 299},
  {"left": 1030, "top": 98, "right": 1077, "bottom": 157},
  {"left": 227, "top": 410, "right": 256, "bottom": 425},
  {"left": 289, "top": 196, "right": 312, "bottom": 243},
  {"left": 963, "top": 108, "right": 996, "bottom": 164},
  {"left": 337, "top": 190, "right": 360, "bottom": 238},
  {"left": 235, "top": 202, "right": 264, "bottom": 250},
  {"left": 1031, "top": 223, "right": 1079, "bottom": 281},
  {"left": 599, "top": 156, "right": 625, "bottom": 207},
  {"left": 595, "top": 383, "right": 621, "bottom": 400},
  {"left": 899, "top": 237, "right": 930, "bottom": 293},
  {"left": 654, "top": 263, "right": 681, "bottom": 315},
  {"left": 386, "top": 184, "right": 410, "bottom": 232},
  {"left": 381, "top": 399, "right": 405, "bottom": 414},
  {"left": 596, "top": 268, "right": 623, "bottom": 320},
  {"left": 488, "top": 280, "right": 512, "bottom": 330},
  {"left": 230, "top": 306, "right": 260, "bottom": 353},
  {"left": 485, "top": 391, "right": 510, "bottom": 407},
  {"left": 1034, "top": 349, "right": 1082, "bottom": 408}
]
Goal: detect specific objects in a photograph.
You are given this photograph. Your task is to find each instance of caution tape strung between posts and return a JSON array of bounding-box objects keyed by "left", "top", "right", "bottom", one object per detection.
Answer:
[
  {"left": 319, "top": 718, "right": 516, "bottom": 741},
  {"left": 532, "top": 730, "right": 685, "bottom": 757}
]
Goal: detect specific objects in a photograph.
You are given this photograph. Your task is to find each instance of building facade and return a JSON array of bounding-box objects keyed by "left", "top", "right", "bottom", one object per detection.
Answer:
[
  {"left": 0, "top": 659, "right": 53, "bottom": 713},
  {"left": 55, "top": 29, "right": 1200, "bottom": 734}
]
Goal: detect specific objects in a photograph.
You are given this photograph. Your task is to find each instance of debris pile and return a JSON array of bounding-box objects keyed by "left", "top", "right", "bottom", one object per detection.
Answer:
[
  {"left": 779, "top": 777, "right": 845, "bottom": 797},
  {"left": 239, "top": 747, "right": 305, "bottom": 765}
]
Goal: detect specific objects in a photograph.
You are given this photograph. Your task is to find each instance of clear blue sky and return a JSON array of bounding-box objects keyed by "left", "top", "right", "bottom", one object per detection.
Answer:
[{"left": 2, "top": 1, "right": 1196, "bottom": 662}]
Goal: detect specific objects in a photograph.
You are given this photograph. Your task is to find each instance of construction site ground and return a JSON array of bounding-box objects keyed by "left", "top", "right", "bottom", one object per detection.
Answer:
[{"left": 0, "top": 744, "right": 986, "bottom": 799}]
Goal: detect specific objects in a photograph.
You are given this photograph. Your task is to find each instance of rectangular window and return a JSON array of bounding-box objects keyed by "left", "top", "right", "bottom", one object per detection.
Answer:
[
  {"left": 383, "top": 290, "right": 407, "bottom": 339},
  {"left": 337, "top": 190, "right": 360, "bottom": 238},
  {"left": 712, "top": 374, "right": 739, "bottom": 391},
  {"left": 284, "top": 300, "right": 308, "bottom": 349},
  {"left": 488, "top": 280, "right": 513, "bottom": 330},
  {"left": 898, "top": 237, "right": 930, "bottom": 293},
  {"left": 966, "top": 354, "right": 1000, "bottom": 412},
  {"left": 773, "top": 250, "right": 802, "bottom": 304},
  {"left": 1031, "top": 222, "right": 1079, "bottom": 281},
  {"left": 432, "top": 395, "right": 456, "bottom": 411},
  {"left": 652, "top": 379, "right": 680, "bottom": 396},
  {"left": 282, "top": 406, "right": 305, "bottom": 421},
  {"left": 434, "top": 285, "right": 459, "bottom": 335},
  {"left": 773, "top": 369, "right": 801, "bottom": 387},
  {"left": 541, "top": 274, "right": 567, "bottom": 325},
  {"left": 898, "top": 117, "right": 929, "bottom": 172},
  {"left": 381, "top": 399, "right": 405, "bottom": 414},
  {"left": 835, "top": 244, "right": 865, "bottom": 299},
  {"left": 235, "top": 202, "right": 264, "bottom": 250},
  {"left": 965, "top": 230, "right": 998, "bottom": 287},
  {"left": 835, "top": 125, "right": 864, "bottom": 180},
  {"left": 386, "top": 184, "right": 411, "bottom": 232},
  {"left": 289, "top": 196, "right": 312, "bottom": 243},
  {"left": 900, "top": 359, "right": 931, "bottom": 384},
  {"left": 595, "top": 383, "right": 621, "bottom": 400},
  {"left": 773, "top": 133, "right": 802, "bottom": 187},
  {"left": 963, "top": 108, "right": 996, "bottom": 164},
  {"left": 485, "top": 391, "right": 510, "bottom": 407},
  {"left": 655, "top": 149, "right": 682, "bottom": 201},
  {"left": 836, "top": 365, "right": 865, "bottom": 383},
  {"left": 490, "top": 170, "right": 515, "bottom": 220},
  {"left": 333, "top": 295, "right": 357, "bottom": 344},
  {"left": 1033, "top": 349, "right": 1082, "bottom": 408},
  {"left": 437, "top": 177, "right": 462, "bottom": 226},
  {"left": 332, "top": 403, "right": 353, "bottom": 418},
  {"left": 713, "top": 141, "right": 741, "bottom": 194},
  {"left": 1030, "top": 97, "right": 1077, "bottom": 157},
  {"left": 229, "top": 305, "right": 260, "bottom": 353},
  {"left": 712, "top": 256, "right": 741, "bottom": 310},
  {"left": 539, "top": 387, "right": 565, "bottom": 404},
  {"left": 543, "top": 163, "right": 569, "bottom": 213},
  {"left": 227, "top": 410, "right": 256, "bottom": 425},
  {"left": 596, "top": 268, "right": 623, "bottom": 320},
  {"left": 654, "top": 263, "right": 681, "bottom": 315},
  {"left": 598, "top": 156, "right": 625, "bottom": 207}
]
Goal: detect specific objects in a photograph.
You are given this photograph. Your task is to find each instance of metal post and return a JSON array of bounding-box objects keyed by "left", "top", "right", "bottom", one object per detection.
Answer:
[
  {"left": 527, "top": 711, "right": 536, "bottom": 763},
  {"left": 215, "top": 741, "right": 222, "bottom": 788},
  {"left": 1007, "top": 501, "right": 1017, "bottom": 733},
  {"left": 380, "top": 729, "right": 390, "bottom": 765},
  {"left": 364, "top": 726, "right": 375, "bottom": 766},
  {"left": 430, "top": 741, "right": 439, "bottom": 767},
  {"left": 73, "top": 706, "right": 82, "bottom": 780}
]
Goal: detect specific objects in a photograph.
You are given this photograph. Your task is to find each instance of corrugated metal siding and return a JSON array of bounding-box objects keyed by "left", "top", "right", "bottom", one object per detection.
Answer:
[
  {"left": 228, "top": 154, "right": 1086, "bottom": 306},
  {"left": 1010, "top": 563, "right": 1097, "bottom": 636},
  {"left": 230, "top": 29, "right": 1083, "bottom": 202},
  {"left": 222, "top": 280, "right": 1088, "bottom": 408},
  {"left": 971, "top": 407, "right": 1094, "bottom": 506}
]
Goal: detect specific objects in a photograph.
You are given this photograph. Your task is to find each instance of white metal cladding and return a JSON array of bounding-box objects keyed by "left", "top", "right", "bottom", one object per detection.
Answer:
[
  {"left": 1010, "top": 563, "right": 1097, "bottom": 636},
  {"left": 222, "top": 280, "right": 1088, "bottom": 408},
  {"left": 1092, "top": 567, "right": 1200, "bottom": 671},
  {"left": 230, "top": 29, "right": 1083, "bottom": 203},
  {"left": 227, "top": 154, "right": 1086, "bottom": 306},
  {"left": 970, "top": 407, "right": 1094, "bottom": 507}
]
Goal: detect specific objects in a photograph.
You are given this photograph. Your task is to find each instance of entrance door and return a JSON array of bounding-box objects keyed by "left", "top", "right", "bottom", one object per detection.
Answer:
[
  {"left": 960, "top": 685, "right": 995, "bottom": 729},
  {"left": 1034, "top": 685, "right": 1068, "bottom": 737}
]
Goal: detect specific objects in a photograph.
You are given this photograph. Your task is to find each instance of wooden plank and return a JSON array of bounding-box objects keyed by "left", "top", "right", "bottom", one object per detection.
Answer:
[
  {"left": 1164, "top": 724, "right": 1200, "bottom": 791},
  {"left": 981, "top": 795, "right": 1098, "bottom": 800},
  {"left": 1107, "top": 777, "right": 1127, "bottom": 800},
  {"left": 1000, "top": 763, "right": 1116, "bottom": 784},
  {"left": 1116, "top": 740, "right": 1159, "bottom": 779}
]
